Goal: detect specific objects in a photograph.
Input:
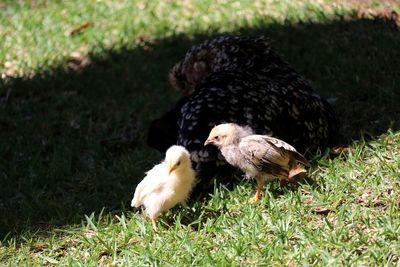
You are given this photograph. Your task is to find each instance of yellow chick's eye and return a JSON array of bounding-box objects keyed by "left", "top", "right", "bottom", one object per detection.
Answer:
[{"left": 176, "top": 161, "right": 181, "bottom": 166}]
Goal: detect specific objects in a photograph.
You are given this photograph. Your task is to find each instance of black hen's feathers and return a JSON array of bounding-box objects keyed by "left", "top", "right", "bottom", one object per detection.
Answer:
[{"left": 148, "top": 35, "right": 337, "bottom": 192}]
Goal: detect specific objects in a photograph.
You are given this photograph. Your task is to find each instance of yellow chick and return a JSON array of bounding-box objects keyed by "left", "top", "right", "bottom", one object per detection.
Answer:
[{"left": 131, "top": 145, "right": 196, "bottom": 231}]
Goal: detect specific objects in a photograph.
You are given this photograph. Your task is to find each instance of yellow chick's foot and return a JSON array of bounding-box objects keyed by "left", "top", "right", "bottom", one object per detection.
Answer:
[{"left": 151, "top": 218, "right": 158, "bottom": 231}]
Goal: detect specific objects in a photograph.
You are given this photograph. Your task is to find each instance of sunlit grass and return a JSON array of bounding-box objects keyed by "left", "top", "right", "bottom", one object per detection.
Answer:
[{"left": 1, "top": 0, "right": 399, "bottom": 265}]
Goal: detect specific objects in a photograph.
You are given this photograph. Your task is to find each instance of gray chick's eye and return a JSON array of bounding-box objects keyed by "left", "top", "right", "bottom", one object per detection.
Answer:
[{"left": 214, "top": 136, "right": 219, "bottom": 140}]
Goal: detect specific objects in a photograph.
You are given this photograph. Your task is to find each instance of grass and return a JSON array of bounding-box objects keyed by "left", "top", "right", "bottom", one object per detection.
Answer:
[{"left": 1, "top": 0, "right": 400, "bottom": 265}]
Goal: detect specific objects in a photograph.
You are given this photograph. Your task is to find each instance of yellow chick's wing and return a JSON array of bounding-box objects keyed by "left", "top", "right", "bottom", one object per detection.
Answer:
[{"left": 131, "top": 162, "right": 168, "bottom": 208}]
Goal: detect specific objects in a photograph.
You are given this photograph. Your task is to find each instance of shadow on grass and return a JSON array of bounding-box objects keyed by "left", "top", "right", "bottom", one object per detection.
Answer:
[{"left": 0, "top": 16, "right": 399, "bottom": 238}]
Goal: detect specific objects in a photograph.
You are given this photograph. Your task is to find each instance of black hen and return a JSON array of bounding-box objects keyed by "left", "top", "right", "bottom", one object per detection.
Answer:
[{"left": 148, "top": 35, "right": 337, "bottom": 192}]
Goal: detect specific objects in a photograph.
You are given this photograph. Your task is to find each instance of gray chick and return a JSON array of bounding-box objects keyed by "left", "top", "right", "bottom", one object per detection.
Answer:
[{"left": 204, "top": 123, "right": 310, "bottom": 203}]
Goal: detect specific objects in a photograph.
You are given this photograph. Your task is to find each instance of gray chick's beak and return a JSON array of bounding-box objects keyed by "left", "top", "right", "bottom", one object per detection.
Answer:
[{"left": 204, "top": 139, "right": 212, "bottom": 146}]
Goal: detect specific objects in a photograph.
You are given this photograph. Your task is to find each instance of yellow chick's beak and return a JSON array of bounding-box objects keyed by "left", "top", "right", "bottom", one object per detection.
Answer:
[{"left": 168, "top": 162, "right": 177, "bottom": 175}]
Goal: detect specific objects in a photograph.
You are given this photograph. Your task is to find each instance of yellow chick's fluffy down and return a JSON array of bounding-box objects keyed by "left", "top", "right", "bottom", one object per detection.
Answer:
[{"left": 131, "top": 145, "right": 196, "bottom": 230}]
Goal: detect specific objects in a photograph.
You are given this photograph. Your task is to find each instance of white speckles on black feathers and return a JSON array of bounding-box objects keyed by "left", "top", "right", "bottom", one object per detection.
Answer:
[{"left": 149, "top": 35, "right": 337, "bottom": 186}]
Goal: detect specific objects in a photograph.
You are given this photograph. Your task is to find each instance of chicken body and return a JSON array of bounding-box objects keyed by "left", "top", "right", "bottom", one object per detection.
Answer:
[
  {"left": 205, "top": 123, "right": 309, "bottom": 202},
  {"left": 131, "top": 145, "right": 196, "bottom": 230}
]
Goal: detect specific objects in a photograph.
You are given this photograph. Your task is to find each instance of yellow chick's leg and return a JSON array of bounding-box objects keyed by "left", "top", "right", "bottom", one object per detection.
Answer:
[
  {"left": 249, "top": 175, "right": 263, "bottom": 203},
  {"left": 151, "top": 218, "right": 157, "bottom": 231}
]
